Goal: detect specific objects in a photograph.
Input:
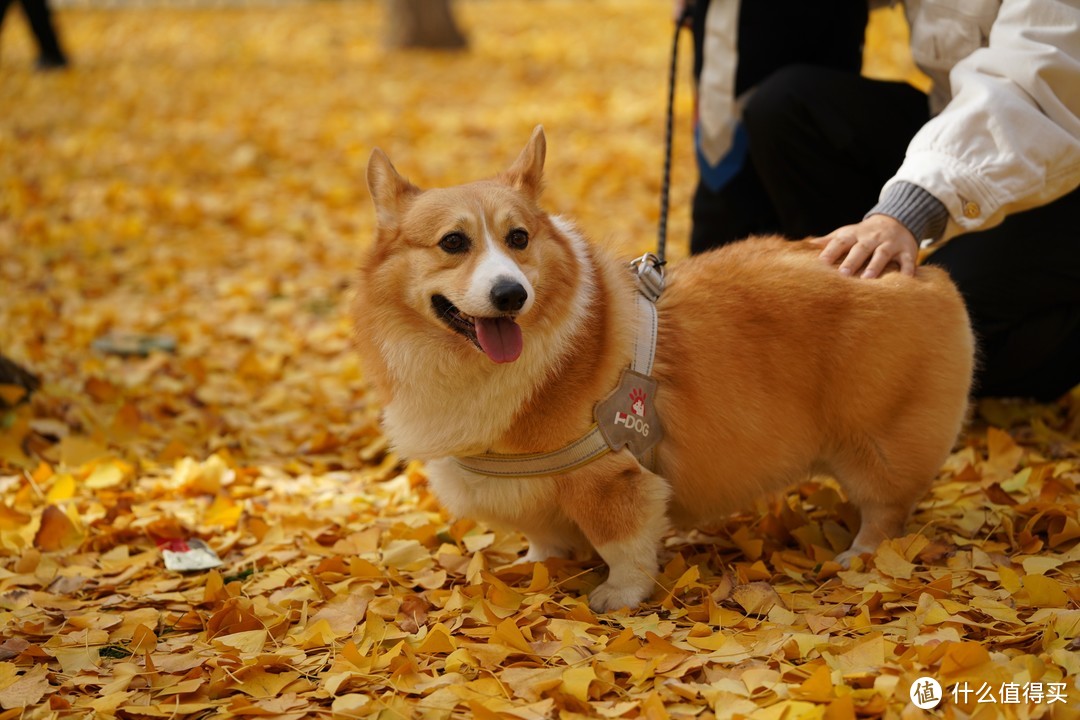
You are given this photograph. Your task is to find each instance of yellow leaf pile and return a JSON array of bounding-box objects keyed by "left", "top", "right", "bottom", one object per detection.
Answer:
[{"left": 1, "top": 2, "right": 1077, "bottom": 718}]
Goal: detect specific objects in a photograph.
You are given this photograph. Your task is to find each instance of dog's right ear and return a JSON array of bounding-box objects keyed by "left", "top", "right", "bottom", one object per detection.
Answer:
[{"left": 367, "top": 148, "right": 419, "bottom": 228}]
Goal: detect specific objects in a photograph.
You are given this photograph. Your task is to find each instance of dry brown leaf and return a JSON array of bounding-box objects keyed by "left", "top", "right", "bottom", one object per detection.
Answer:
[
  {"left": 0, "top": 665, "right": 49, "bottom": 710},
  {"left": 33, "top": 505, "right": 83, "bottom": 552}
]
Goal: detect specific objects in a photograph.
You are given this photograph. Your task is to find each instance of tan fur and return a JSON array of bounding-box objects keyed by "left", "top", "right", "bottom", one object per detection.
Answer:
[{"left": 354, "top": 128, "right": 975, "bottom": 611}]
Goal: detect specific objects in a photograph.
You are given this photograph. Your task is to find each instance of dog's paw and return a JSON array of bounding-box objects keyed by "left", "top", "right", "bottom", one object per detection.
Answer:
[
  {"left": 833, "top": 548, "right": 868, "bottom": 568},
  {"left": 516, "top": 543, "right": 568, "bottom": 565},
  {"left": 588, "top": 580, "right": 650, "bottom": 613}
]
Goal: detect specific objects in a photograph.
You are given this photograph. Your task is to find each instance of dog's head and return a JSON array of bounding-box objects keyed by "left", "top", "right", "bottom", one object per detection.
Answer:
[{"left": 364, "top": 126, "right": 582, "bottom": 365}]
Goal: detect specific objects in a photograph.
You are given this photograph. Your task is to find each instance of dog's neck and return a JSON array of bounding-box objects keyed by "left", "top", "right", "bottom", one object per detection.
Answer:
[
  {"left": 379, "top": 216, "right": 635, "bottom": 460},
  {"left": 489, "top": 231, "right": 637, "bottom": 455}
]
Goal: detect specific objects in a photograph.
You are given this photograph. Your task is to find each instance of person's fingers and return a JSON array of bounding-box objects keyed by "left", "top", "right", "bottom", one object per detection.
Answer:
[
  {"left": 898, "top": 250, "right": 916, "bottom": 276},
  {"left": 838, "top": 239, "right": 876, "bottom": 276},
  {"left": 815, "top": 217, "right": 918, "bottom": 278},
  {"left": 818, "top": 233, "right": 856, "bottom": 266},
  {"left": 861, "top": 243, "right": 895, "bottom": 279}
]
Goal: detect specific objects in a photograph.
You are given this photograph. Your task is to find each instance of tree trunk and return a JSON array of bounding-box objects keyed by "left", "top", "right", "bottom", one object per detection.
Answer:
[{"left": 385, "top": 0, "right": 468, "bottom": 50}]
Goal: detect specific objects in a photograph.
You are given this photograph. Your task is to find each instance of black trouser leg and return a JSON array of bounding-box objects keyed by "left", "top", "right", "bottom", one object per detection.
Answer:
[
  {"left": 19, "top": 0, "right": 66, "bottom": 63},
  {"left": 0, "top": 0, "right": 13, "bottom": 32},
  {"left": 925, "top": 186, "right": 1080, "bottom": 400},
  {"left": 691, "top": 66, "right": 929, "bottom": 252},
  {"left": 690, "top": 0, "right": 869, "bottom": 254},
  {"left": 690, "top": 163, "right": 780, "bottom": 254}
]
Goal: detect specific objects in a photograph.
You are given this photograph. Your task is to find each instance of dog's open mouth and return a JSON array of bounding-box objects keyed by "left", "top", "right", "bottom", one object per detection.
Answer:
[{"left": 431, "top": 295, "right": 523, "bottom": 364}]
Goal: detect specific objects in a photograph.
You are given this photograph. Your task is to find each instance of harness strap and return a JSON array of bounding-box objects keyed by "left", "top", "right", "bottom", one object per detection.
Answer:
[
  {"left": 630, "top": 252, "right": 664, "bottom": 375},
  {"left": 453, "top": 425, "right": 611, "bottom": 478}
]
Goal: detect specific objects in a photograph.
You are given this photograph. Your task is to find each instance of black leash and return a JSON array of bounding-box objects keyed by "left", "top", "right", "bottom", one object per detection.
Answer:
[{"left": 656, "top": 6, "right": 691, "bottom": 266}]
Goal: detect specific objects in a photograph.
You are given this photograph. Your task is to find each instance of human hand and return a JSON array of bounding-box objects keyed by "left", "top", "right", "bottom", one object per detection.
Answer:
[{"left": 809, "top": 215, "right": 918, "bottom": 279}]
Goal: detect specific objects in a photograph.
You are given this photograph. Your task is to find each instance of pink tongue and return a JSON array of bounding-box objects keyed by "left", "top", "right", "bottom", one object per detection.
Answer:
[{"left": 474, "top": 317, "right": 523, "bottom": 363}]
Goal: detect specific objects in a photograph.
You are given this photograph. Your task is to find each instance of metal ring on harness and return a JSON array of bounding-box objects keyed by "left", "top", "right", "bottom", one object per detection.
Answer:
[{"left": 630, "top": 252, "right": 666, "bottom": 303}]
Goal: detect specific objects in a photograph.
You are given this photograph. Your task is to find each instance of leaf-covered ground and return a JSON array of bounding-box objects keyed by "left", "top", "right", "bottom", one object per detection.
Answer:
[{"left": 1, "top": 2, "right": 1078, "bottom": 718}]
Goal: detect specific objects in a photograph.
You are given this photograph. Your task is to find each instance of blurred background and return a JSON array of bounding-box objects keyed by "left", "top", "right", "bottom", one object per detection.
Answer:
[{"left": 0, "top": 0, "right": 922, "bottom": 470}]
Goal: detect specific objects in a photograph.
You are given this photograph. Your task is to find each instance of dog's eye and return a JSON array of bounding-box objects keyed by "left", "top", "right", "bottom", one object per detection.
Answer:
[
  {"left": 439, "top": 232, "right": 470, "bottom": 254},
  {"left": 507, "top": 228, "right": 529, "bottom": 250}
]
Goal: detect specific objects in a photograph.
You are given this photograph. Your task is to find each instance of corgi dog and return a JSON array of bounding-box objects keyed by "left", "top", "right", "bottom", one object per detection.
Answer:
[{"left": 353, "top": 127, "right": 974, "bottom": 612}]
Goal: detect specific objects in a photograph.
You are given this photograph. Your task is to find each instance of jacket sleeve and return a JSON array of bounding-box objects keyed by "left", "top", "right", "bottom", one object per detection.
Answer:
[{"left": 882, "top": 0, "right": 1080, "bottom": 243}]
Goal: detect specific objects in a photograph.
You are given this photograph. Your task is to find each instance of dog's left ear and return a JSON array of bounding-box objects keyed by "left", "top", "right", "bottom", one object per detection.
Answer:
[{"left": 503, "top": 125, "right": 546, "bottom": 201}]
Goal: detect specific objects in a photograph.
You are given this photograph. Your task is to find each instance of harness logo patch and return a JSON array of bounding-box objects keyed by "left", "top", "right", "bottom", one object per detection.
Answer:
[
  {"left": 614, "top": 388, "right": 651, "bottom": 436},
  {"left": 596, "top": 369, "right": 662, "bottom": 459}
]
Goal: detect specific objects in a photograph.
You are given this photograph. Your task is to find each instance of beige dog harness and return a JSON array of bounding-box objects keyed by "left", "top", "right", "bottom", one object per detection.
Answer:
[{"left": 453, "top": 254, "right": 666, "bottom": 478}]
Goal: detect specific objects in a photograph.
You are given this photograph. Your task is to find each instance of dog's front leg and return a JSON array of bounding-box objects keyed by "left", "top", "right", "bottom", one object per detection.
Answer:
[{"left": 558, "top": 454, "right": 671, "bottom": 612}]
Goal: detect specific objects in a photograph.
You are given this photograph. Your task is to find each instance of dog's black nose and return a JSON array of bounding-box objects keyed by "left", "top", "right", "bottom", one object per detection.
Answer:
[{"left": 490, "top": 280, "right": 528, "bottom": 312}]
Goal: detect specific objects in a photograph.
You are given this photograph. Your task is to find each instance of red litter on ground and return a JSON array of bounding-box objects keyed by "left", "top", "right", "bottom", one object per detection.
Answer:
[{"left": 157, "top": 538, "right": 222, "bottom": 571}]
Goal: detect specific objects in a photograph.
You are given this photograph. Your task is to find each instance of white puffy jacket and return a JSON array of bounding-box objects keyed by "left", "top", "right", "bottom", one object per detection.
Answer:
[{"left": 882, "top": 0, "right": 1080, "bottom": 241}]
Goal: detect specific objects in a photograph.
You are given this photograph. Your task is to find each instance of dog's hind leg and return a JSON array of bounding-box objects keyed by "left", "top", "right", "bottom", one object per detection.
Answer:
[
  {"left": 834, "top": 500, "right": 914, "bottom": 565},
  {"left": 558, "top": 458, "right": 672, "bottom": 612},
  {"left": 829, "top": 428, "right": 948, "bottom": 566}
]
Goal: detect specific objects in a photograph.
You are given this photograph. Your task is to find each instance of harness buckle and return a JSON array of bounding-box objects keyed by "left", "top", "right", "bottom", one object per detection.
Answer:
[{"left": 629, "top": 252, "right": 666, "bottom": 302}]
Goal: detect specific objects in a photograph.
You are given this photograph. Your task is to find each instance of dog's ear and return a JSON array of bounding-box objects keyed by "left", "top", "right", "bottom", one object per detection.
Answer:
[
  {"left": 367, "top": 148, "right": 419, "bottom": 228},
  {"left": 503, "top": 125, "right": 546, "bottom": 201}
]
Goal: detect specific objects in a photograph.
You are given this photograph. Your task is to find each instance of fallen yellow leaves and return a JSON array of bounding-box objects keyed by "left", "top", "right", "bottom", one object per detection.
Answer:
[
  {"left": 1, "top": 0, "right": 1078, "bottom": 718},
  {"left": 1, "top": 431, "right": 1076, "bottom": 719}
]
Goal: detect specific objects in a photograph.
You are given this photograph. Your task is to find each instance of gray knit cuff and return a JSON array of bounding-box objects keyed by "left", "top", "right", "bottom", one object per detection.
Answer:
[{"left": 865, "top": 182, "right": 949, "bottom": 243}]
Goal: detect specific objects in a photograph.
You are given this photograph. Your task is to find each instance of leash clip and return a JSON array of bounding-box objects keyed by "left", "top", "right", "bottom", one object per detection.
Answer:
[{"left": 630, "top": 252, "right": 666, "bottom": 302}]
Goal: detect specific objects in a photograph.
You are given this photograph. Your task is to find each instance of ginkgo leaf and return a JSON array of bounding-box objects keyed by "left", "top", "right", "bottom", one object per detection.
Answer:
[
  {"left": 84, "top": 461, "right": 127, "bottom": 490},
  {"left": 330, "top": 694, "right": 371, "bottom": 719},
  {"left": 33, "top": 505, "right": 83, "bottom": 552},
  {"left": 731, "top": 582, "right": 781, "bottom": 616},
  {"left": 873, "top": 542, "right": 916, "bottom": 579},
  {"left": 212, "top": 629, "right": 266, "bottom": 655},
  {"left": 0, "top": 665, "right": 50, "bottom": 710},
  {"left": 791, "top": 664, "right": 834, "bottom": 703},
  {"left": 1020, "top": 575, "right": 1069, "bottom": 608}
]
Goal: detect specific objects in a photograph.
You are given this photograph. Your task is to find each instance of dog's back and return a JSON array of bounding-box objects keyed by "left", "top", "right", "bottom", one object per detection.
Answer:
[{"left": 653, "top": 236, "right": 974, "bottom": 552}]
